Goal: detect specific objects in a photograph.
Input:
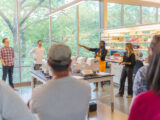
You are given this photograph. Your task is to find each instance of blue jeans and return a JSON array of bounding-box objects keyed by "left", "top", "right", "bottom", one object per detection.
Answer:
[{"left": 2, "top": 66, "right": 14, "bottom": 88}]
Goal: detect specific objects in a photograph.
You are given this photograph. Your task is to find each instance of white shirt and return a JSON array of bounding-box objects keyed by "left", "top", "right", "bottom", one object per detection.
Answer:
[
  {"left": 0, "top": 80, "right": 35, "bottom": 120},
  {"left": 31, "top": 76, "right": 91, "bottom": 120},
  {"left": 30, "top": 47, "right": 45, "bottom": 64}
]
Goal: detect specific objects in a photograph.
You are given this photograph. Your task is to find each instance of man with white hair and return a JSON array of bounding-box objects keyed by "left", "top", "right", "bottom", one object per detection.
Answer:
[{"left": 30, "top": 44, "right": 91, "bottom": 120}]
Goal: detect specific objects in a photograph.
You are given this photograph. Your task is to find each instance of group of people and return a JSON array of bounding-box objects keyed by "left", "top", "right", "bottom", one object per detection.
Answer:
[
  {"left": 81, "top": 35, "right": 160, "bottom": 120},
  {"left": 0, "top": 34, "right": 160, "bottom": 120},
  {"left": 0, "top": 39, "right": 45, "bottom": 89},
  {"left": 0, "top": 41, "right": 91, "bottom": 120}
]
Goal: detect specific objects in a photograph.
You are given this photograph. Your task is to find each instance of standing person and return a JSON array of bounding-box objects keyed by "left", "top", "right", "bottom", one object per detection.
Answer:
[
  {"left": 115, "top": 43, "right": 136, "bottom": 98},
  {"left": 129, "top": 35, "right": 160, "bottom": 120},
  {"left": 79, "top": 41, "right": 108, "bottom": 92},
  {"left": 30, "top": 44, "right": 90, "bottom": 120},
  {"left": 0, "top": 38, "right": 14, "bottom": 88},
  {"left": 30, "top": 40, "right": 45, "bottom": 70}
]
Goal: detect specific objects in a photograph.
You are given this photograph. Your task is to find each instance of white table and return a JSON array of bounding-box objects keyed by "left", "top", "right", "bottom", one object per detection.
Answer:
[{"left": 31, "top": 70, "right": 114, "bottom": 112}]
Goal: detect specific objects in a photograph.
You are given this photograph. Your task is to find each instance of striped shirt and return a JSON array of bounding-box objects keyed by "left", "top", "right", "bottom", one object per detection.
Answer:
[{"left": 0, "top": 46, "right": 14, "bottom": 66}]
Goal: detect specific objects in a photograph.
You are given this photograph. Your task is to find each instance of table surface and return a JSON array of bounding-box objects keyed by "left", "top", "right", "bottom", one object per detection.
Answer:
[{"left": 30, "top": 70, "right": 114, "bottom": 82}]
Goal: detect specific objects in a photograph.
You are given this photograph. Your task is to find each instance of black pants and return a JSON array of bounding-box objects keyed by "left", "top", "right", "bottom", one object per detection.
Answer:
[
  {"left": 2, "top": 66, "right": 14, "bottom": 88},
  {"left": 119, "top": 67, "right": 133, "bottom": 95}
]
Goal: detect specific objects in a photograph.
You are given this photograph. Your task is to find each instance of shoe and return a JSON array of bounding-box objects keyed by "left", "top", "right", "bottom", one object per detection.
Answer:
[
  {"left": 115, "top": 93, "right": 123, "bottom": 97},
  {"left": 126, "top": 95, "right": 133, "bottom": 98},
  {"left": 101, "top": 87, "right": 105, "bottom": 92},
  {"left": 13, "top": 88, "right": 19, "bottom": 91},
  {"left": 93, "top": 88, "right": 98, "bottom": 92}
]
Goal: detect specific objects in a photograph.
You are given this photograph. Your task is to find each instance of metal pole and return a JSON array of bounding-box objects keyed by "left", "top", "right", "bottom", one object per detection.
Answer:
[
  {"left": 49, "top": 0, "right": 53, "bottom": 46},
  {"left": 156, "top": 7, "right": 159, "bottom": 23},
  {"left": 16, "top": 0, "right": 22, "bottom": 83},
  {"left": 76, "top": 5, "right": 79, "bottom": 56},
  {"left": 99, "top": 0, "right": 104, "bottom": 41},
  {"left": 121, "top": 4, "right": 124, "bottom": 26},
  {"left": 140, "top": 6, "right": 143, "bottom": 24}
]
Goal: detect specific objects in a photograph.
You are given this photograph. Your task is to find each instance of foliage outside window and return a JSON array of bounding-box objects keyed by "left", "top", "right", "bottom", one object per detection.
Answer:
[
  {"left": 107, "top": 3, "right": 122, "bottom": 28},
  {"left": 79, "top": 1, "right": 100, "bottom": 57},
  {"left": 142, "top": 6, "right": 157, "bottom": 24},
  {"left": 124, "top": 5, "right": 140, "bottom": 26},
  {"left": 52, "top": 7, "right": 77, "bottom": 56},
  {"left": 158, "top": 8, "right": 160, "bottom": 23}
]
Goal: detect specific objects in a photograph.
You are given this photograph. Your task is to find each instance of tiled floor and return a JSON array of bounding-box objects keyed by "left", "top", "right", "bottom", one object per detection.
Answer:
[{"left": 17, "top": 83, "right": 131, "bottom": 120}]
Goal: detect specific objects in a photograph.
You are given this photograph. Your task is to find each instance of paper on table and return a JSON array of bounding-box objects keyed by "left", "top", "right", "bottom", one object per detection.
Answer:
[
  {"left": 73, "top": 76, "right": 83, "bottom": 80},
  {"left": 97, "top": 72, "right": 111, "bottom": 76}
]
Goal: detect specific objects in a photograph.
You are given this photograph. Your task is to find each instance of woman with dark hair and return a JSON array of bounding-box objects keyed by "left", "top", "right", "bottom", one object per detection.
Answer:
[
  {"left": 116, "top": 43, "right": 136, "bottom": 98},
  {"left": 129, "top": 35, "right": 160, "bottom": 120},
  {"left": 79, "top": 41, "right": 108, "bottom": 91}
]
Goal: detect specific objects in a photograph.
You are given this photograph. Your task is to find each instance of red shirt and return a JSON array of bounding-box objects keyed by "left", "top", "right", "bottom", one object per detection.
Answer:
[{"left": 129, "top": 90, "right": 160, "bottom": 120}]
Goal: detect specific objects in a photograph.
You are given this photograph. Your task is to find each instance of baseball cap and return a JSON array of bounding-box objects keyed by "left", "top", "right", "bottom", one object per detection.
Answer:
[{"left": 48, "top": 44, "right": 71, "bottom": 66}]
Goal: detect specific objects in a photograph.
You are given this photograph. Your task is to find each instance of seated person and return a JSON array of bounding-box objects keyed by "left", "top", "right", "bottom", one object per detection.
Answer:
[
  {"left": 133, "top": 52, "right": 144, "bottom": 76},
  {"left": 133, "top": 35, "right": 160, "bottom": 97},
  {"left": 0, "top": 80, "right": 34, "bottom": 120},
  {"left": 129, "top": 35, "right": 160, "bottom": 120},
  {"left": 30, "top": 44, "right": 91, "bottom": 120}
]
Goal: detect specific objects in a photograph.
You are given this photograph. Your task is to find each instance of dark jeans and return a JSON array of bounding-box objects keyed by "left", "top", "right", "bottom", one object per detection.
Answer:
[
  {"left": 2, "top": 66, "right": 14, "bottom": 88},
  {"left": 119, "top": 67, "right": 133, "bottom": 95}
]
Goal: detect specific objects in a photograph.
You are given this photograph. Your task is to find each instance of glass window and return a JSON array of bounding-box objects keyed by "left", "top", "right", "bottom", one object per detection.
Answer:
[
  {"left": 158, "top": 8, "right": 160, "bottom": 23},
  {"left": 79, "top": 1, "right": 100, "bottom": 57},
  {"left": 52, "top": 0, "right": 75, "bottom": 9},
  {"left": 0, "top": 0, "right": 20, "bottom": 83},
  {"left": 107, "top": 3, "right": 122, "bottom": 28},
  {"left": 52, "top": 7, "right": 77, "bottom": 56},
  {"left": 142, "top": 6, "right": 156, "bottom": 24},
  {"left": 19, "top": 0, "right": 49, "bottom": 82},
  {"left": 124, "top": 5, "right": 140, "bottom": 26}
]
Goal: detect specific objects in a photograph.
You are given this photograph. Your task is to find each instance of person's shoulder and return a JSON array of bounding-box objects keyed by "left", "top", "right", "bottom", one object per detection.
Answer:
[
  {"left": 34, "top": 47, "right": 38, "bottom": 50},
  {"left": 104, "top": 49, "right": 108, "bottom": 52},
  {"left": 134, "top": 91, "right": 153, "bottom": 103},
  {"left": 0, "top": 80, "right": 10, "bottom": 89},
  {"left": 137, "top": 65, "right": 148, "bottom": 73},
  {"left": 133, "top": 53, "right": 136, "bottom": 56},
  {"left": 70, "top": 77, "right": 90, "bottom": 89},
  {"left": 32, "top": 82, "right": 50, "bottom": 95},
  {"left": 123, "top": 52, "right": 127, "bottom": 55},
  {"left": 10, "top": 47, "right": 14, "bottom": 50},
  {"left": 0, "top": 80, "right": 17, "bottom": 96},
  {"left": 32, "top": 80, "right": 56, "bottom": 97}
]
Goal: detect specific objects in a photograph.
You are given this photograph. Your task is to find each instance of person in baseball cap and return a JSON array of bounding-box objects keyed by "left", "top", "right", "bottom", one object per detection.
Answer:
[
  {"left": 48, "top": 43, "right": 72, "bottom": 73},
  {"left": 30, "top": 43, "right": 91, "bottom": 120}
]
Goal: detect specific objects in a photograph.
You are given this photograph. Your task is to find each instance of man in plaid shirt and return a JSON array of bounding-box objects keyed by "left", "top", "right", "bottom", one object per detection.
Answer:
[{"left": 0, "top": 38, "right": 14, "bottom": 88}]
